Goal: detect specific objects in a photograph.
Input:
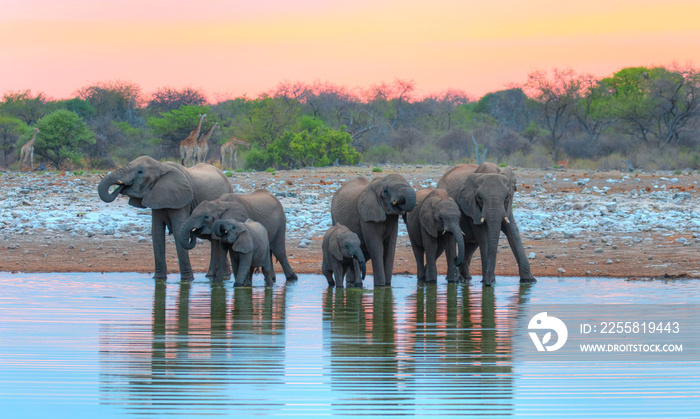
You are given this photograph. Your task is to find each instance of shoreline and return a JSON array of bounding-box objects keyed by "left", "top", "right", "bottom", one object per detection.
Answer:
[{"left": 1, "top": 165, "right": 699, "bottom": 280}]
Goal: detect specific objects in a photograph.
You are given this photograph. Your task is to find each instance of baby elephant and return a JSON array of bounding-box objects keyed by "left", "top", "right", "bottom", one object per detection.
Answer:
[
  {"left": 406, "top": 188, "right": 465, "bottom": 283},
  {"left": 322, "top": 224, "right": 367, "bottom": 288},
  {"left": 213, "top": 219, "right": 274, "bottom": 287}
]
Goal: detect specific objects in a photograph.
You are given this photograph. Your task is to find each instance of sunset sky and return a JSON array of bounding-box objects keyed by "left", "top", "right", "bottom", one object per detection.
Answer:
[{"left": 1, "top": 0, "right": 699, "bottom": 100}]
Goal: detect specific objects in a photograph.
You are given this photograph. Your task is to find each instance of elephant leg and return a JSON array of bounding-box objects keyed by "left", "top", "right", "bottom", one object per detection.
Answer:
[
  {"left": 271, "top": 233, "right": 297, "bottom": 282},
  {"left": 234, "top": 253, "right": 253, "bottom": 287},
  {"left": 382, "top": 221, "right": 399, "bottom": 287},
  {"left": 444, "top": 236, "right": 458, "bottom": 283},
  {"left": 229, "top": 251, "right": 240, "bottom": 283},
  {"left": 322, "top": 259, "right": 335, "bottom": 287},
  {"left": 365, "top": 233, "right": 387, "bottom": 287},
  {"left": 262, "top": 259, "right": 274, "bottom": 287},
  {"left": 421, "top": 232, "right": 439, "bottom": 284},
  {"left": 208, "top": 240, "right": 231, "bottom": 281},
  {"left": 336, "top": 266, "right": 346, "bottom": 289},
  {"left": 171, "top": 211, "right": 195, "bottom": 281},
  {"left": 473, "top": 226, "right": 495, "bottom": 286},
  {"left": 460, "top": 241, "right": 478, "bottom": 281},
  {"left": 502, "top": 219, "right": 537, "bottom": 283},
  {"left": 151, "top": 212, "right": 168, "bottom": 280},
  {"left": 411, "top": 244, "right": 426, "bottom": 283}
]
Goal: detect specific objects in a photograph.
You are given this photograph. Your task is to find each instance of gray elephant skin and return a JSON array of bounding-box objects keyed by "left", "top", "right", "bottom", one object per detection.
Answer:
[
  {"left": 177, "top": 190, "right": 297, "bottom": 282},
  {"left": 331, "top": 174, "right": 416, "bottom": 287},
  {"left": 406, "top": 188, "right": 465, "bottom": 284},
  {"left": 437, "top": 162, "right": 536, "bottom": 286},
  {"left": 322, "top": 224, "right": 367, "bottom": 288},
  {"left": 213, "top": 219, "right": 274, "bottom": 287},
  {"left": 98, "top": 155, "right": 233, "bottom": 280}
]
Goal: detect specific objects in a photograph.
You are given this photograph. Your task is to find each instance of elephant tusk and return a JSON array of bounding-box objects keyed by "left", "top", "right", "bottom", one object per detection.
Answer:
[
  {"left": 392, "top": 200, "right": 398, "bottom": 206},
  {"left": 480, "top": 217, "right": 485, "bottom": 223},
  {"left": 504, "top": 217, "right": 510, "bottom": 224},
  {"left": 462, "top": 231, "right": 466, "bottom": 236},
  {"left": 116, "top": 180, "right": 124, "bottom": 185},
  {"left": 442, "top": 229, "right": 446, "bottom": 235},
  {"left": 191, "top": 228, "right": 197, "bottom": 232}
]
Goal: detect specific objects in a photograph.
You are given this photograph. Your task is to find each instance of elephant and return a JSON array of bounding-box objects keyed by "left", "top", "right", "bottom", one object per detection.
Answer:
[
  {"left": 406, "top": 188, "right": 465, "bottom": 284},
  {"left": 322, "top": 224, "right": 367, "bottom": 288},
  {"left": 437, "top": 162, "right": 536, "bottom": 286},
  {"left": 213, "top": 219, "right": 274, "bottom": 287},
  {"left": 98, "top": 155, "right": 233, "bottom": 281},
  {"left": 177, "top": 190, "right": 297, "bottom": 282},
  {"left": 331, "top": 174, "right": 416, "bottom": 287}
]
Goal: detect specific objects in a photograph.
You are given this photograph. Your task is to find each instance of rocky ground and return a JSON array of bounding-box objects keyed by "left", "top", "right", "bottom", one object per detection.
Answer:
[{"left": 1, "top": 165, "right": 699, "bottom": 280}]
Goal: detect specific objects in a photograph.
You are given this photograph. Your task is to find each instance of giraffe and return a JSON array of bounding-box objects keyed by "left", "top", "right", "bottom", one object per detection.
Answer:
[
  {"left": 180, "top": 114, "right": 206, "bottom": 166},
  {"left": 19, "top": 127, "right": 39, "bottom": 171},
  {"left": 195, "top": 121, "right": 218, "bottom": 164},
  {"left": 220, "top": 137, "right": 251, "bottom": 170}
]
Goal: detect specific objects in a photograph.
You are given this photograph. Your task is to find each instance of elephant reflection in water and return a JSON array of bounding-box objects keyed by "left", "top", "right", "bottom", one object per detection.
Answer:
[
  {"left": 98, "top": 282, "right": 287, "bottom": 415},
  {"left": 407, "top": 283, "right": 534, "bottom": 415},
  {"left": 323, "top": 288, "right": 412, "bottom": 413}
]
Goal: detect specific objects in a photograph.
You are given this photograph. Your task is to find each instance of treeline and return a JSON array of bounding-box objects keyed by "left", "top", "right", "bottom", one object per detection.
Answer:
[{"left": 2, "top": 64, "right": 700, "bottom": 171}]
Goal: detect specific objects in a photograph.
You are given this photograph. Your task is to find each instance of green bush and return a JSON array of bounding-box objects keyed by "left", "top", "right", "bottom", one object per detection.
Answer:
[
  {"left": 35, "top": 110, "right": 95, "bottom": 169},
  {"left": 372, "top": 166, "right": 383, "bottom": 173},
  {"left": 245, "top": 118, "right": 359, "bottom": 170}
]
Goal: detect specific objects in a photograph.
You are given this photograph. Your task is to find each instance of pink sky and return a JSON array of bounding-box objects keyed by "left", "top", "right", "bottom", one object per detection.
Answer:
[{"left": 1, "top": 0, "right": 699, "bottom": 100}]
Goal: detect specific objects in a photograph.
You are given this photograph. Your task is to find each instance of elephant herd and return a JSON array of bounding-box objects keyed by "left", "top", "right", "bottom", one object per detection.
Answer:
[{"left": 98, "top": 156, "right": 536, "bottom": 287}]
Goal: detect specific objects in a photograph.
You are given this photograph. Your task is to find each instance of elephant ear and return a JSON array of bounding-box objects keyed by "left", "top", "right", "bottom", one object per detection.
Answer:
[
  {"left": 419, "top": 195, "right": 439, "bottom": 238},
  {"left": 128, "top": 197, "right": 146, "bottom": 209},
  {"left": 142, "top": 167, "right": 194, "bottom": 209},
  {"left": 358, "top": 184, "right": 386, "bottom": 223},
  {"left": 329, "top": 232, "right": 344, "bottom": 261},
  {"left": 500, "top": 166, "right": 517, "bottom": 192},
  {"left": 457, "top": 174, "right": 483, "bottom": 225},
  {"left": 231, "top": 226, "right": 254, "bottom": 254}
]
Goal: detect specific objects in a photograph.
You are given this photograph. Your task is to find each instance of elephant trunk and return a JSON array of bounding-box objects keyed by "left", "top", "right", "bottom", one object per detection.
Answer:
[
  {"left": 98, "top": 170, "right": 125, "bottom": 202},
  {"left": 483, "top": 215, "right": 502, "bottom": 286},
  {"left": 352, "top": 249, "right": 366, "bottom": 280},
  {"left": 178, "top": 218, "right": 199, "bottom": 250},
  {"left": 212, "top": 220, "right": 227, "bottom": 238},
  {"left": 448, "top": 223, "right": 465, "bottom": 268},
  {"left": 398, "top": 187, "right": 417, "bottom": 213}
]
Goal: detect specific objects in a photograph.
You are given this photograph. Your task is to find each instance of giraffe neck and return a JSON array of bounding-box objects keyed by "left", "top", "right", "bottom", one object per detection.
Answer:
[
  {"left": 193, "top": 114, "right": 206, "bottom": 137},
  {"left": 199, "top": 122, "right": 217, "bottom": 144},
  {"left": 27, "top": 131, "right": 37, "bottom": 146}
]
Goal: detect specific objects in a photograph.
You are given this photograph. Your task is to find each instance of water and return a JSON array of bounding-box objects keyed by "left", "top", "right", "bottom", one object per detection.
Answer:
[{"left": 0, "top": 273, "right": 698, "bottom": 418}]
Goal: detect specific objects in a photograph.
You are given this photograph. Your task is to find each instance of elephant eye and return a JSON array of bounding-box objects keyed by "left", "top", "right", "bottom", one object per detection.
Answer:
[{"left": 383, "top": 187, "right": 390, "bottom": 196}]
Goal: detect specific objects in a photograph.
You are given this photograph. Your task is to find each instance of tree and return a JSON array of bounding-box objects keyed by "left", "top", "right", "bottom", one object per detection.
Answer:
[
  {"left": 0, "top": 90, "right": 49, "bottom": 125},
  {"left": 77, "top": 80, "right": 144, "bottom": 124},
  {"left": 147, "top": 87, "right": 208, "bottom": 114},
  {"left": 35, "top": 110, "right": 95, "bottom": 169},
  {"left": 603, "top": 66, "right": 700, "bottom": 146},
  {"left": 571, "top": 76, "right": 616, "bottom": 143},
  {"left": 525, "top": 68, "right": 586, "bottom": 162},
  {"left": 0, "top": 116, "right": 29, "bottom": 161},
  {"left": 60, "top": 98, "right": 97, "bottom": 119},
  {"left": 249, "top": 96, "right": 299, "bottom": 147}
]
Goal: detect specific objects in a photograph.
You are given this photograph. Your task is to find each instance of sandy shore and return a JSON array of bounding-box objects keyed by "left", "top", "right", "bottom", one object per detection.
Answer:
[{"left": 1, "top": 165, "right": 698, "bottom": 280}]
